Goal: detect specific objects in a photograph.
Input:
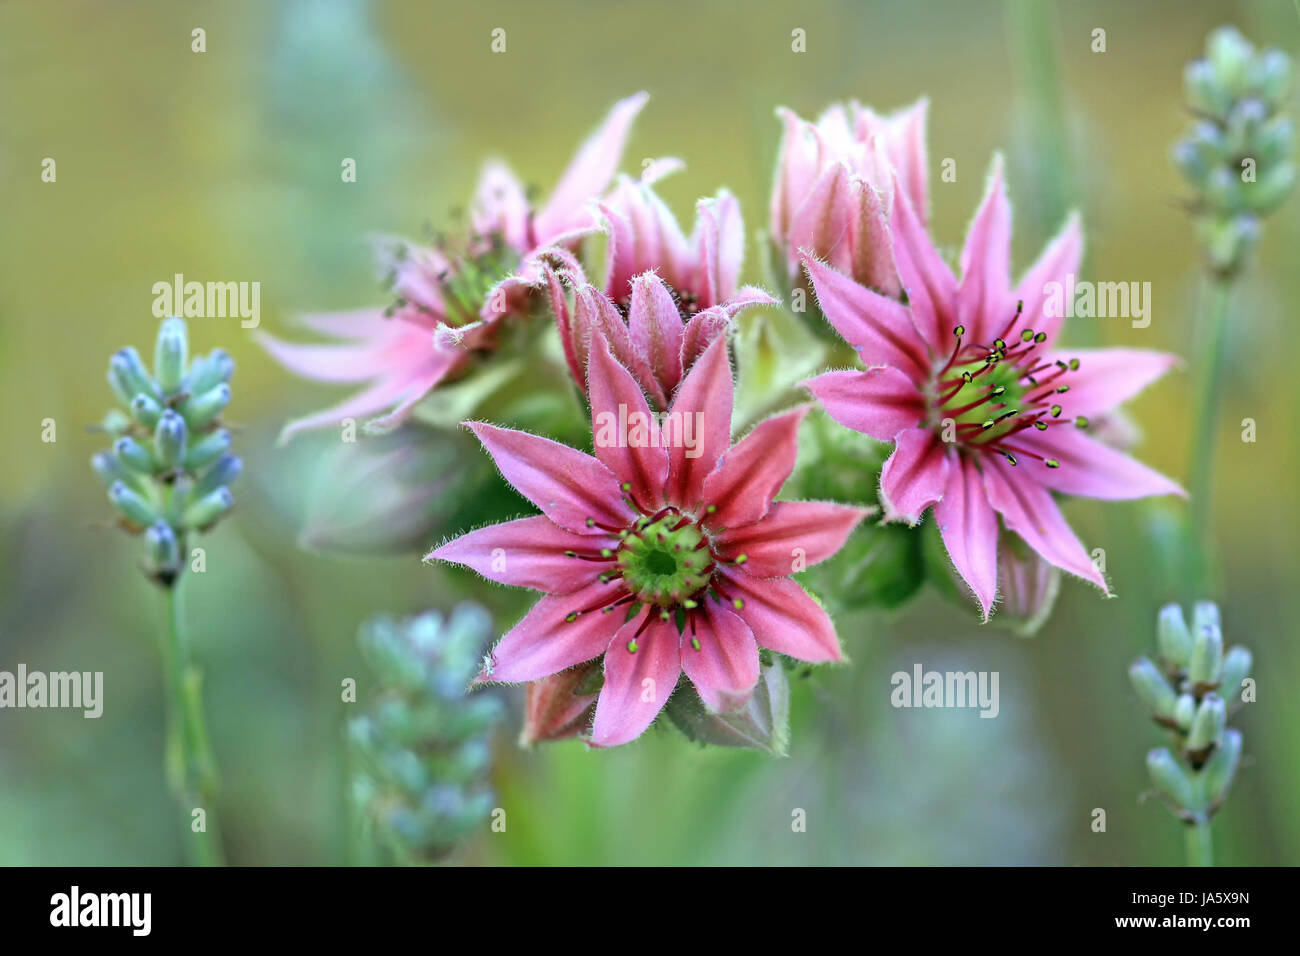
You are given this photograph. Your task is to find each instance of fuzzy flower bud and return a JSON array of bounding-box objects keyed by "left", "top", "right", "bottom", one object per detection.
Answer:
[
  {"left": 93, "top": 317, "right": 239, "bottom": 586},
  {"left": 349, "top": 605, "right": 504, "bottom": 864},
  {"left": 1174, "top": 27, "right": 1294, "bottom": 277}
]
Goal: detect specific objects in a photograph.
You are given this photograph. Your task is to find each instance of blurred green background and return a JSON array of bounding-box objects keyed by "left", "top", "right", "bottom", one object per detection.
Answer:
[{"left": 1, "top": 0, "right": 1296, "bottom": 865}]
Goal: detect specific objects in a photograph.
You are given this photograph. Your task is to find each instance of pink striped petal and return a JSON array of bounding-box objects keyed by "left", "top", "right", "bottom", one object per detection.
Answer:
[
  {"left": 847, "top": 177, "right": 901, "bottom": 297},
  {"left": 575, "top": 284, "right": 666, "bottom": 409},
  {"left": 467, "top": 422, "right": 635, "bottom": 535},
  {"left": 664, "top": 337, "right": 734, "bottom": 510},
  {"left": 472, "top": 160, "right": 531, "bottom": 251},
  {"left": 890, "top": 182, "right": 955, "bottom": 353},
  {"left": 716, "top": 567, "right": 843, "bottom": 663},
  {"left": 788, "top": 163, "right": 857, "bottom": 276},
  {"left": 879, "top": 427, "right": 951, "bottom": 525},
  {"left": 590, "top": 609, "right": 681, "bottom": 747},
  {"left": 694, "top": 190, "right": 743, "bottom": 308},
  {"left": 714, "top": 501, "right": 870, "bottom": 578},
  {"left": 1051, "top": 348, "right": 1180, "bottom": 418},
  {"left": 1018, "top": 426, "right": 1186, "bottom": 501},
  {"left": 587, "top": 336, "right": 670, "bottom": 511},
  {"left": 882, "top": 97, "right": 930, "bottom": 225},
  {"left": 681, "top": 600, "right": 760, "bottom": 713},
  {"left": 628, "top": 272, "right": 686, "bottom": 396},
  {"left": 933, "top": 453, "right": 999, "bottom": 620},
  {"left": 957, "top": 155, "right": 1014, "bottom": 343},
  {"left": 801, "top": 253, "right": 929, "bottom": 381},
  {"left": 535, "top": 91, "right": 649, "bottom": 241},
  {"left": 481, "top": 577, "right": 627, "bottom": 683},
  {"left": 1015, "top": 212, "right": 1083, "bottom": 346},
  {"left": 680, "top": 306, "right": 730, "bottom": 373},
  {"left": 801, "top": 368, "right": 924, "bottom": 440},
  {"left": 981, "top": 457, "right": 1108, "bottom": 593},
  {"left": 701, "top": 407, "right": 808, "bottom": 529},
  {"left": 426, "top": 516, "right": 616, "bottom": 595}
]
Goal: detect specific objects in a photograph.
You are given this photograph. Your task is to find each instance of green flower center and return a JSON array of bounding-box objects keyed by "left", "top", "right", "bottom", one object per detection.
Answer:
[{"left": 616, "top": 512, "right": 712, "bottom": 607}]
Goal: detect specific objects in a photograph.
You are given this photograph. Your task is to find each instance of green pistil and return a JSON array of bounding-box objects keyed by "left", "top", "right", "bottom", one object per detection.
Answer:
[{"left": 616, "top": 513, "right": 711, "bottom": 607}]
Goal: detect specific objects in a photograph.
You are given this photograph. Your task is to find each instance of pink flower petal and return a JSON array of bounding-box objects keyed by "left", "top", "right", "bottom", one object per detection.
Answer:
[
  {"left": 628, "top": 272, "right": 686, "bottom": 396},
  {"left": 847, "top": 177, "right": 901, "bottom": 297},
  {"left": 788, "top": 163, "right": 857, "bottom": 277},
  {"left": 957, "top": 155, "right": 1015, "bottom": 344},
  {"left": 981, "top": 456, "right": 1109, "bottom": 593},
  {"left": 471, "top": 159, "right": 532, "bottom": 251},
  {"left": 427, "top": 515, "right": 617, "bottom": 595},
  {"left": 694, "top": 190, "right": 743, "bottom": 308},
  {"left": 714, "top": 501, "right": 870, "bottom": 578},
  {"left": 771, "top": 107, "right": 823, "bottom": 258},
  {"left": 801, "top": 368, "right": 924, "bottom": 441},
  {"left": 1015, "top": 212, "right": 1083, "bottom": 346},
  {"left": 681, "top": 600, "right": 760, "bottom": 713},
  {"left": 933, "top": 453, "right": 999, "bottom": 620},
  {"left": 801, "top": 253, "right": 930, "bottom": 381},
  {"left": 715, "top": 567, "right": 843, "bottom": 663},
  {"left": 1018, "top": 426, "right": 1186, "bottom": 501},
  {"left": 587, "top": 336, "right": 670, "bottom": 512},
  {"left": 598, "top": 183, "right": 692, "bottom": 303},
  {"left": 680, "top": 306, "right": 731, "bottom": 374},
  {"left": 879, "top": 427, "right": 951, "bottom": 525},
  {"left": 882, "top": 97, "right": 930, "bottom": 225},
  {"left": 481, "top": 578, "right": 628, "bottom": 683},
  {"left": 535, "top": 91, "right": 649, "bottom": 242},
  {"left": 467, "top": 422, "right": 635, "bottom": 535},
  {"left": 701, "top": 407, "right": 808, "bottom": 529},
  {"left": 589, "top": 609, "right": 682, "bottom": 747},
  {"left": 664, "top": 337, "right": 734, "bottom": 510},
  {"left": 1051, "top": 348, "right": 1180, "bottom": 418},
  {"left": 889, "top": 182, "right": 955, "bottom": 354},
  {"left": 257, "top": 321, "right": 424, "bottom": 384},
  {"left": 575, "top": 284, "right": 667, "bottom": 409}
]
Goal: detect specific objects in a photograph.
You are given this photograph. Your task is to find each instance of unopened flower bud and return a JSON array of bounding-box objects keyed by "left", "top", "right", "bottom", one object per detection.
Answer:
[
  {"left": 114, "top": 435, "right": 155, "bottom": 475},
  {"left": 180, "top": 384, "right": 231, "bottom": 429},
  {"left": 182, "top": 487, "right": 233, "bottom": 530},
  {"left": 1175, "top": 693, "right": 1197, "bottom": 731},
  {"left": 1129, "top": 657, "right": 1177, "bottom": 718},
  {"left": 1146, "top": 748, "right": 1201, "bottom": 813},
  {"left": 1156, "top": 603, "right": 1193, "bottom": 669},
  {"left": 1186, "top": 694, "right": 1226, "bottom": 752},
  {"left": 186, "top": 349, "right": 235, "bottom": 396},
  {"left": 108, "top": 347, "right": 157, "bottom": 407},
  {"left": 144, "top": 521, "right": 181, "bottom": 578},
  {"left": 184, "top": 429, "right": 232, "bottom": 470},
  {"left": 153, "top": 410, "right": 188, "bottom": 470},
  {"left": 92, "top": 452, "right": 144, "bottom": 493},
  {"left": 130, "top": 393, "right": 163, "bottom": 429},
  {"left": 194, "top": 454, "right": 242, "bottom": 498},
  {"left": 1219, "top": 646, "right": 1252, "bottom": 704},
  {"left": 1204, "top": 728, "right": 1243, "bottom": 807},
  {"left": 108, "top": 481, "right": 160, "bottom": 527},
  {"left": 1188, "top": 621, "right": 1224, "bottom": 687},
  {"left": 154, "top": 317, "right": 188, "bottom": 394}
]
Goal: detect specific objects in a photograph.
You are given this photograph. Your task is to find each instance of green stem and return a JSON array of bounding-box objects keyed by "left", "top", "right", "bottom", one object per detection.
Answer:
[
  {"left": 1185, "top": 817, "right": 1214, "bottom": 867},
  {"left": 161, "top": 580, "right": 224, "bottom": 866},
  {"left": 1186, "top": 277, "right": 1234, "bottom": 596}
]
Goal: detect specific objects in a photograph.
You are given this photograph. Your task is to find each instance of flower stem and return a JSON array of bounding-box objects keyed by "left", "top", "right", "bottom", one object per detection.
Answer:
[
  {"left": 1185, "top": 817, "right": 1214, "bottom": 867},
  {"left": 1186, "top": 276, "right": 1233, "bottom": 597},
  {"left": 161, "top": 580, "right": 224, "bottom": 866}
]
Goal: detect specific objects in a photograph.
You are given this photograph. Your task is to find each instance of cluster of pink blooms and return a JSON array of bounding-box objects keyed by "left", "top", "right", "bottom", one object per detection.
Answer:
[{"left": 266, "top": 93, "right": 1183, "bottom": 747}]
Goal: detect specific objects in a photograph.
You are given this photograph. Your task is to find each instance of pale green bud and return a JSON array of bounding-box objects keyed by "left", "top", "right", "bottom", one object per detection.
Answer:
[
  {"left": 184, "top": 429, "right": 232, "bottom": 470},
  {"left": 114, "top": 436, "right": 155, "bottom": 475},
  {"left": 1146, "top": 748, "right": 1200, "bottom": 812},
  {"left": 1156, "top": 603, "right": 1193, "bottom": 669},
  {"left": 182, "top": 487, "right": 233, "bottom": 530},
  {"left": 108, "top": 481, "right": 160, "bottom": 527},
  {"left": 1204, "top": 728, "right": 1243, "bottom": 806},
  {"left": 154, "top": 317, "right": 188, "bottom": 394},
  {"left": 1219, "top": 646, "right": 1252, "bottom": 704},
  {"left": 153, "top": 409, "right": 188, "bottom": 469},
  {"left": 1188, "top": 621, "right": 1224, "bottom": 687},
  {"left": 1175, "top": 693, "right": 1197, "bottom": 730},
  {"left": 1129, "top": 657, "right": 1177, "bottom": 717},
  {"left": 1186, "top": 694, "right": 1226, "bottom": 752},
  {"left": 180, "top": 383, "right": 231, "bottom": 429}
]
